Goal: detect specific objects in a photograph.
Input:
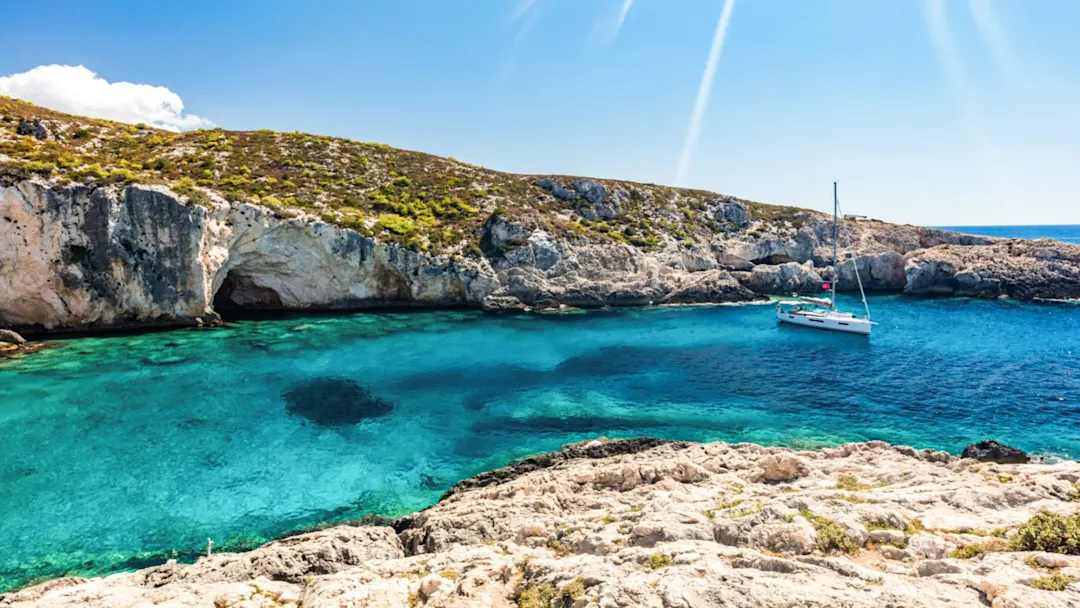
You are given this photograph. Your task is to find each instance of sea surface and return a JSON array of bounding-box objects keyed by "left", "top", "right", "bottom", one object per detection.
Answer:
[
  {"left": 937, "top": 224, "right": 1080, "bottom": 244},
  {"left": 1, "top": 294, "right": 1079, "bottom": 591}
]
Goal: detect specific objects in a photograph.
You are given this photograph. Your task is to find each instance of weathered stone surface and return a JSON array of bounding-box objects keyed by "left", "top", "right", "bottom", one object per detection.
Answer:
[
  {"left": 754, "top": 453, "right": 811, "bottom": 482},
  {"left": 0, "top": 329, "right": 26, "bottom": 345},
  {"left": 6, "top": 439, "right": 1080, "bottom": 607},
  {"left": 961, "top": 440, "right": 1031, "bottom": 464},
  {"left": 741, "top": 261, "right": 823, "bottom": 294}
]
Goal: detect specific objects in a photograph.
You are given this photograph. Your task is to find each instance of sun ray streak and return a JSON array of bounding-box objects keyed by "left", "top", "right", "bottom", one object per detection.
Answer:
[
  {"left": 674, "top": 0, "right": 736, "bottom": 186},
  {"left": 922, "top": 0, "right": 989, "bottom": 149},
  {"left": 968, "top": 0, "right": 1022, "bottom": 91},
  {"left": 613, "top": 0, "right": 634, "bottom": 37}
]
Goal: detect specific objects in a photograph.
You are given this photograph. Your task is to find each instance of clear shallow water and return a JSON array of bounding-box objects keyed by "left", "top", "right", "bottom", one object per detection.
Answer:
[
  {"left": 1, "top": 295, "right": 1079, "bottom": 590},
  {"left": 938, "top": 224, "right": 1080, "bottom": 244}
]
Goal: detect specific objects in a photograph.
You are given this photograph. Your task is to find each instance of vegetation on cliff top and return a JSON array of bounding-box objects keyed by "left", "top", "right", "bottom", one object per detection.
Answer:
[{"left": 0, "top": 96, "right": 817, "bottom": 256}]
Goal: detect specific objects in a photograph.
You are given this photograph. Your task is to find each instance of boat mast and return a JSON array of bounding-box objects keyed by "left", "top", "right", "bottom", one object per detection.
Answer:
[{"left": 831, "top": 181, "right": 838, "bottom": 310}]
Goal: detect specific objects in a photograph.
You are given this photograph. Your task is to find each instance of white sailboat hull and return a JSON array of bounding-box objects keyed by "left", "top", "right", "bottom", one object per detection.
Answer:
[{"left": 775, "top": 308, "right": 873, "bottom": 335}]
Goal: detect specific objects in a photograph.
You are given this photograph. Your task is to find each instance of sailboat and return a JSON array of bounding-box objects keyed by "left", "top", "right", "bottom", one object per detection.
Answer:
[{"left": 774, "top": 182, "right": 876, "bottom": 336}]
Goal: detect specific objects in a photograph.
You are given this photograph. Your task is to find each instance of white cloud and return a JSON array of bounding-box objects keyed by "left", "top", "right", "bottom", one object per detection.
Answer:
[{"left": 0, "top": 64, "right": 212, "bottom": 132}]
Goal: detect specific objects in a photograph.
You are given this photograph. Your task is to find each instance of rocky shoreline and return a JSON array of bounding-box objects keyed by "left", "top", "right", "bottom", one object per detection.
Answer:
[
  {"left": 3, "top": 177, "right": 1080, "bottom": 335},
  {"left": 4, "top": 437, "right": 1078, "bottom": 607}
]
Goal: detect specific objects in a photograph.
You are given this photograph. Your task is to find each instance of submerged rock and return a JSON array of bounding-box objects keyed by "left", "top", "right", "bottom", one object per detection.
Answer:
[
  {"left": 282, "top": 377, "right": 394, "bottom": 427},
  {"left": 961, "top": 440, "right": 1030, "bottom": 464}
]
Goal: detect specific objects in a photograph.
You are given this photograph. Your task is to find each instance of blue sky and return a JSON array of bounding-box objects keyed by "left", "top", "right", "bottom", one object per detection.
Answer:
[{"left": 1, "top": 0, "right": 1078, "bottom": 225}]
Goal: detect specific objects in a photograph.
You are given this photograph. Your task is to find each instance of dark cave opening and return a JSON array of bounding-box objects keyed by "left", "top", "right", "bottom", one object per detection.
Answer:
[{"left": 212, "top": 270, "right": 284, "bottom": 320}]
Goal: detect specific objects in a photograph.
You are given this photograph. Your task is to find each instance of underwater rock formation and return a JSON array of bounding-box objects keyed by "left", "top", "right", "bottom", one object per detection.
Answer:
[{"left": 282, "top": 377, "right": 394, "bottom": 427}]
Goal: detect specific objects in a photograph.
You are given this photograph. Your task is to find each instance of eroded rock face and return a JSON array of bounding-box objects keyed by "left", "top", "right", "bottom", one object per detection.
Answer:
[
  {"left": 9, "top": 439, "right": 1080, "bottom": 608},
  {"left": 4, "top": 177, "right": 1080, "bottom": 333},
  {"left": 0, "top": 180, "right": 766, "bottom": 332}
]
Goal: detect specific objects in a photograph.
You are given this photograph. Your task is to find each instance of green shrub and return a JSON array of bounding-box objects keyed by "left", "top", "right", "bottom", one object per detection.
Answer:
[
  {"left": 948, "top": 539, "right": 1008, "bottom": 559},
  {"left": 802, "top": 510, "right": 859, "bottom": 555},
  {"left": 1009, "top": 512, "right": 1080, "bottom": 554},
  {"left": 906, "top": 519, "right": 925, "bottom": 535},
  {"left": 20, "top": 160, "right": 56, "bottom": 175},
  {"left": 376, "top": 213, "right": 417, "bottom": 236},
  {"left": 836, "top": 474, "right": 871, "bottom": 491},
  {"left": 172, "top": 176, "right": 197, "bottom": 194},
  {"left": 646, "top": 553, "right": 673, "bottom": 569},
  {"left": 1029, "top": 574, "right": 1077, "bottom": 592},
  {"left": 518, "top": 583, "right": 556, "bottom": 608}
]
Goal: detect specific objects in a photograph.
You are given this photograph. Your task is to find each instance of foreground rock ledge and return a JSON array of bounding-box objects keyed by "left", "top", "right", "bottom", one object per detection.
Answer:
[{"left": 4, "top": 439, "right": 1080, "bottom": 608}]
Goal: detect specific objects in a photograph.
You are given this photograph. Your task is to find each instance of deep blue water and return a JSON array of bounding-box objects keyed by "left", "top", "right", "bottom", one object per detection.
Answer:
[
  {"left": 1, "top": 295, "right": 1079, "bottom": 590},
  {"left": 938, "top": 224, "right": 1080, "bottom": 244}
]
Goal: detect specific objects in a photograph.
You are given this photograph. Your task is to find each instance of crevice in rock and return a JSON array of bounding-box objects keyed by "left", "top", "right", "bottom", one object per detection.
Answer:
[{"left": 750, "top": 254, "right": 793, "bottom": 265}]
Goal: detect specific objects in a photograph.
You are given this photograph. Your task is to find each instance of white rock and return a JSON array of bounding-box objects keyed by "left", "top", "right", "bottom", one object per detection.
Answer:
[{"left": 909, "top": 533, "right": 950, "bottom": 560}]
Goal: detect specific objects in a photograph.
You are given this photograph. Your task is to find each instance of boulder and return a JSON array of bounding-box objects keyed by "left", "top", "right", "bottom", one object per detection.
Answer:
[
  {"left": 482, "top": 294, "right": 529, "bottom": 312},
  {"left": 709, "top": 197, "right": 750, "bottom": 228},
  {"left": 572, "top": 180, "right": 607, "bottom": 206},
  {"left": 534, "top": 178, "right": 575, "bottom": 201},
  {"left": 908, "top": 533, "right": 949, "bottom": 560},
  {"left": 868, "top": 529, "right": 906, "bottom": 546},
  {"left": 742, "top": 262, "right": 823, "bottom": 294},
  {"left": 0, "top": 329, "right": 27, "bottom": 345},
  {"left": 748, "top": 520, "right": 817, "bottom": 555},
  {"left": 960, "top": 440, "right": 1029, "bottom": 464},
  {"left": 754, "top": 454, "right": 811, "bottom": 483}
]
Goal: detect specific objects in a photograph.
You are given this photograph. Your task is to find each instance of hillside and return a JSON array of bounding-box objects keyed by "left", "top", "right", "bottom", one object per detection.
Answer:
[
  {"left": 2, "top": 97, "right": 1080, "bottom": 332},
  {"left": 0, "top": 96, "right": 808, "bottom": 256}
]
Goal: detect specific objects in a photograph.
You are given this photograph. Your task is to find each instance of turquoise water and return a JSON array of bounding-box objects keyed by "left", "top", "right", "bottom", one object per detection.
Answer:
[
  {"left": 1, "top": 295, "right": 1079, "bottom": 590},
  {"left": 938, "top": 224, "right": 1080, "bottom": 244}
]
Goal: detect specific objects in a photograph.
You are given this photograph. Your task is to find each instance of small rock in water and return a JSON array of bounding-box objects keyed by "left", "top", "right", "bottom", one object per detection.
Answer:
[
  {"left": 282, "top": 377, "right": 394, "bottom": 427},
  {"left": 960, "top": 440, "right": 1030, "bottom": 464},
  {"left": 0, "top": 329, "right": 27, "bottom": 345}
]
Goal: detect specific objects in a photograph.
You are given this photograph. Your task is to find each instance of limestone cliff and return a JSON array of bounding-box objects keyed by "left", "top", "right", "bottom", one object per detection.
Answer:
[
  {"left": 3, "top": 96, "right": 1080, "bottom": 332},
  {"left": 4, "top": 438, "right": 1079, "bottom": 607}
]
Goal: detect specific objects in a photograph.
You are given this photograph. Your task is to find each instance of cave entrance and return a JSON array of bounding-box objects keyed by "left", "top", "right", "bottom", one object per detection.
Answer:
[{"left": 212, "top": 270, "right": 284, "bottom": 320}]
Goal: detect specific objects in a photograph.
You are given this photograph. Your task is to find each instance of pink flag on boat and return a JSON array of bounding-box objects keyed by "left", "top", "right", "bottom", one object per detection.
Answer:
[{"left": 821, "top": 282, "right": 831, "bottom": 289}]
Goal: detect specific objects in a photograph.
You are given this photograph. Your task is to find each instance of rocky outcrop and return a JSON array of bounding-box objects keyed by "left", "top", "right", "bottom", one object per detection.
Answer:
[
  {"left": 4, "top": 177, "right": 1080, "bottom": 333},
  {"left": 962, "top": 440, "right": 1031, "bottom": 464},
  {"left": 7, "top": 438, "right": 1079, "bottom": 607},
  {"left": 0, "top": 180, "right": 767, "bottom": 332},
  {"left": 904, "top": 241, "right": 1080, "bottom": 299}
]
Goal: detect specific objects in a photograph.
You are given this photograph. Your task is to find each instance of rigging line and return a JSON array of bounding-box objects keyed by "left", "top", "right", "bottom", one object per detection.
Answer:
[{"left": 835, "top": 199, "right": 872, "bottom": 321}]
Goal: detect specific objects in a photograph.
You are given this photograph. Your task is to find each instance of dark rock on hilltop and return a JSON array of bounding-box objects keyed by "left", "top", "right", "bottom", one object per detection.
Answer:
[
  {"left": 961, "top": 440, "right": 1030, "bottom": 464},
  {"left": 15, "top": 118, "right": 51, "bottom": 140}
]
